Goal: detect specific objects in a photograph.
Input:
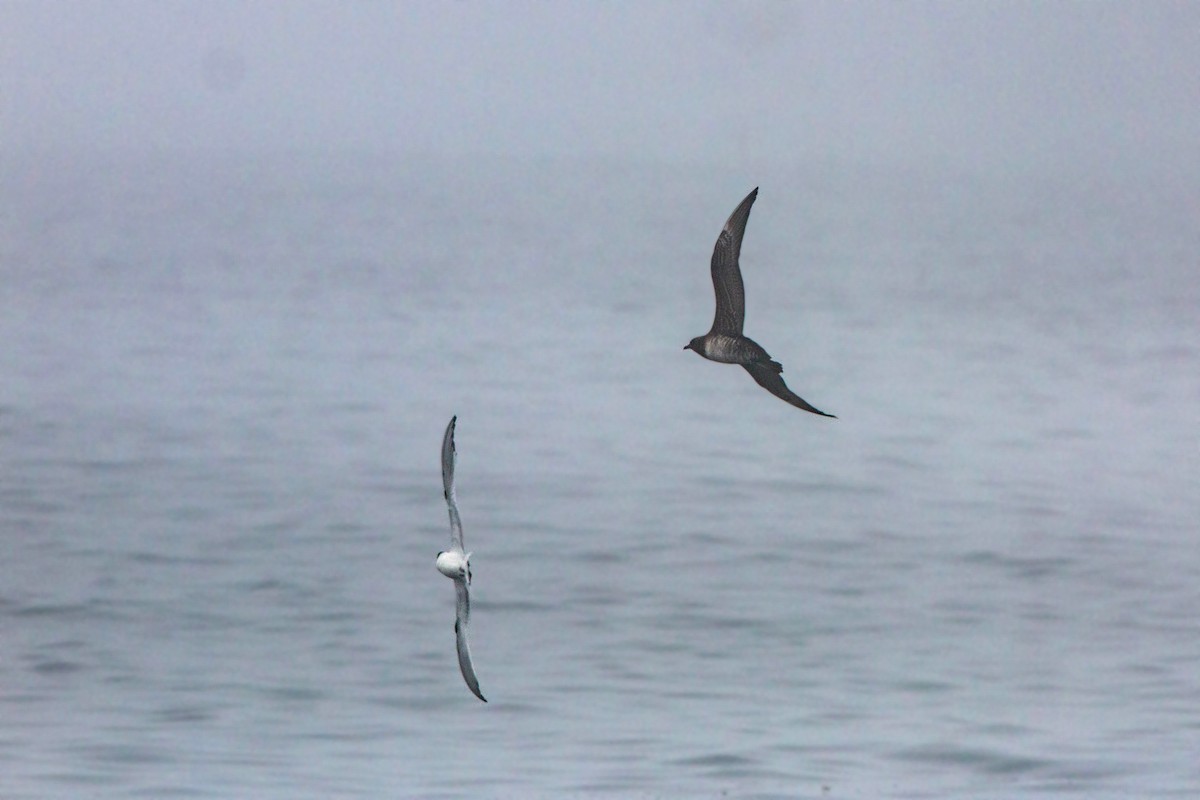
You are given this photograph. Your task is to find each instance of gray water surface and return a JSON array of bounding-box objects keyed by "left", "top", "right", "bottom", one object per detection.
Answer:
[{"left": 2, "top": 152, "right": 1198, "bottom": 798}]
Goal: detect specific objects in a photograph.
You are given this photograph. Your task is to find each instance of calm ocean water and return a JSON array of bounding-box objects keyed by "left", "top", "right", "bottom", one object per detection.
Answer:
[{"left": 2, "top": 151, "right": 1198, "bottom": 798}]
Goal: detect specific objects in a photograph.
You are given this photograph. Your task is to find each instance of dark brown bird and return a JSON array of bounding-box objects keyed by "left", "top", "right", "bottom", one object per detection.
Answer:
[{"left": 684, "top": 188, "right": 835, "bottom": 418}]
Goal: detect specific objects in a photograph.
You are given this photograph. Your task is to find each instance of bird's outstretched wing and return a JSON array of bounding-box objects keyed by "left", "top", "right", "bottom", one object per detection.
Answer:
[
  {"left": 742, "top": 360, "right": 836, "bottom": 418},
  {"left": 441, "top": 416, "right": 464, "bottom": 552},
  {"left": 454, "top": 580, "right": 486, "bottom": 702},
  {"left": 709, "top": 187, "right": 757, "bottom": 335}
]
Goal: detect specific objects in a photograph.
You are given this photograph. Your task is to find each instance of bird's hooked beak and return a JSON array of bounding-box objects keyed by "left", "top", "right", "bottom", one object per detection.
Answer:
[{"left": 683, "top": 343, "right": 692, "bottom": 351}]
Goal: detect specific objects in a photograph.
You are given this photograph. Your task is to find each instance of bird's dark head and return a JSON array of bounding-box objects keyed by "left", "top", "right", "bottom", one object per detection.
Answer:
[{"left": 684, "top": 336, "right": 705, "bottom": 354}]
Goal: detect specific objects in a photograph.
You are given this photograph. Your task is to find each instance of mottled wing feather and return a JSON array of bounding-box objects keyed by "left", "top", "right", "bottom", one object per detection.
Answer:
[
  {"left": 742, "top": 361, "right": 836, "bottom": 418},
  {"left": 454, "top": 580, "right": 486, "bottom": 702},
  {"left": 441, "top": 416, "right": 464, "bottom": 552},
  {"left": 709, "top": 187, "right": 757, "bottom": 335}
]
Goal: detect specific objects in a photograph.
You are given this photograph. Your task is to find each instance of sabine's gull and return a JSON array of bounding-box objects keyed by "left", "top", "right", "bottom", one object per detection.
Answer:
[{"left": 434, "top": 416, "right": 487, "bottom": 702}]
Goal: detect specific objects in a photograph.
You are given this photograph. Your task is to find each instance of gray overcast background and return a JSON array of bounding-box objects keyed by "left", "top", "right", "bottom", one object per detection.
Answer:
[
  {"left": 4, "top": 1, "right": 1199, "bottom": 169},
  {"left": 5, "top": 3, "right": 1200, "bottom": 796}
]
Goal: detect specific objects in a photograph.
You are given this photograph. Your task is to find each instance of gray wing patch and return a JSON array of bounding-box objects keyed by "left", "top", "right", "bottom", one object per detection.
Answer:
[
  {"left": 441, "top": 416, "right": 464, "bottom": 552},
  {"left": 742, "top": 360, "right": 836, "bottom": 418},
  {"left": 709, "top": 187, "right": 757, "bottom": 335},
  {"left": 454, "top": 580, "right": 486, "bottom": 702},
  {"left": 455, "top": 572, "right": 470, "bottom": 624}
]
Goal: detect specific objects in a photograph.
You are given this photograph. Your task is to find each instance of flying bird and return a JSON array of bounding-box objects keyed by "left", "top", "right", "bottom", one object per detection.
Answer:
[
  {"left": 434, "top": 416, "right": 487, "bottom": 702},
  {"left": 684, "top": 187, "right": 835, "bottom": 418}
]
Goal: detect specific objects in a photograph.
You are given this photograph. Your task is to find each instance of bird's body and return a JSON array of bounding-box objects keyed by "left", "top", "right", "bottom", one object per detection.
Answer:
[
  {"left": 435, "top": 549, "right": 470, "bottom": 582},
  {"left": 685, "top": 187, "right": 835, "bottom": 418},
  {"left": 435, "top": 416, "right": 486, "bottom": 703},
  {"left": 687, "top": 332, "right": 772, "bottom": 364}
]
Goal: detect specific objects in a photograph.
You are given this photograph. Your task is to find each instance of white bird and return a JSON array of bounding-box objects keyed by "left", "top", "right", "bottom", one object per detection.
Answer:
[{"left": 434, "top": 416, "right": 487, "bottom": 702}]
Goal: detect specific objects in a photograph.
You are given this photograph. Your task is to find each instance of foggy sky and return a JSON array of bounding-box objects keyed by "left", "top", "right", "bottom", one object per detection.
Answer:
[{"left": 4, "top": 1, "right": 1199, "bottom": 169}]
